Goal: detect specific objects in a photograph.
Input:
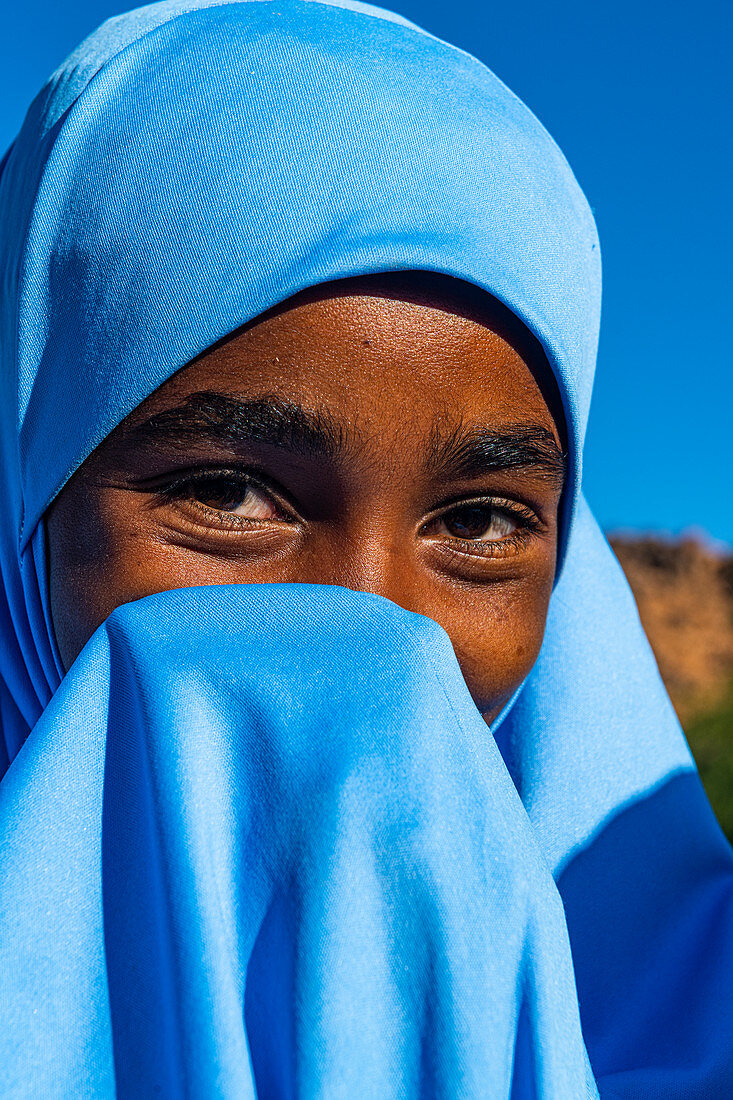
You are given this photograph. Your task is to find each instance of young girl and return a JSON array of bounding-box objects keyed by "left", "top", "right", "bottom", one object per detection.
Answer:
[{"left": 1, "top": 1, "right": 731, "bottom": 1095}]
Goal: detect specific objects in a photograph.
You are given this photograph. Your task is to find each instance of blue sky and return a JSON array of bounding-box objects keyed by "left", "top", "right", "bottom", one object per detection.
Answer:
[{"left": 2, "top": 0, "right": 731, "bottom": 543}]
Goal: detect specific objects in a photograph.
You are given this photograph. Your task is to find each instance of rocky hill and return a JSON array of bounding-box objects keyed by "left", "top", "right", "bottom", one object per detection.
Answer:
[
  {"left": 609, "top": 535, "right": 733, "bottom": 725},
  {"left": 609, "top": 533, "right": 733, "bottom": 841}
]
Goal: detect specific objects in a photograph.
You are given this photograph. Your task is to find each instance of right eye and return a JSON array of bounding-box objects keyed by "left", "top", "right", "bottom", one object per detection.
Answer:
[
  {"left": 184, "top": 473, "right": 279, "bottom": 518},
  {"left": 156, "top": 469, "right": 294, "bottom": 528}
]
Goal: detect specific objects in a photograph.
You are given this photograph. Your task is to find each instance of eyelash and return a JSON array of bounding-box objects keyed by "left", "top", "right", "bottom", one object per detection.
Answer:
[
  {"left": 153, "top": 467, "right": 543, "bottom": 558},
  {"left": 154, "top": 468, "right": 292, "bottom": 526},
  {"left": 424, "top": 498, "right": 541, "bottom": 561}
]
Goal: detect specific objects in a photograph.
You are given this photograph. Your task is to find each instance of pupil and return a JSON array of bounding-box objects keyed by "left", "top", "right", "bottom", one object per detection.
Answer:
[
  {"left": 445, "top": 506, "right": 491, "bottom": 539},
  {"left": 195, "top": 477, "right": 246, "bottom": 511}
]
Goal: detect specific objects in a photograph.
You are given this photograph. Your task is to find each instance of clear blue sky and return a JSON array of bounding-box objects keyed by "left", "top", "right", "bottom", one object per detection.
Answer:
[{"left": 2, "top": 0, "right": 731, "bottom": 543}]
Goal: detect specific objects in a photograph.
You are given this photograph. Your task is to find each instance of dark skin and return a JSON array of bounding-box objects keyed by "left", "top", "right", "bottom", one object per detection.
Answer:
[{"left": 46, "top": 272, "right": 566, "bottom": 723}]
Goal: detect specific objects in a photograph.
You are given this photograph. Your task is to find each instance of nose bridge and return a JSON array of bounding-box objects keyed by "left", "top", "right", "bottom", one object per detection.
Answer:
[
  {"left": 299, "top": 426, "right": 427, "bottom": 610},
  {"left": 314, "top": 521, "right": 420, "bottom": 614}
]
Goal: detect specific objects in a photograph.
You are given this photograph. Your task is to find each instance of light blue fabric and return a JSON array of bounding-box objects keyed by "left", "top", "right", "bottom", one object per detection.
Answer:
[
  {"left": 0, "top": 1, "right": 731, "bottom": 1095},
  {"left": 0, "top": 584, "right": 600, "bottom": 1097}
]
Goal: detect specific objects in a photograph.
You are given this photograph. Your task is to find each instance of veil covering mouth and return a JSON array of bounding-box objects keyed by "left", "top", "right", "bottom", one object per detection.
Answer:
[{"left": 0, "top": 1, "right": 731, "bottom": 1096}]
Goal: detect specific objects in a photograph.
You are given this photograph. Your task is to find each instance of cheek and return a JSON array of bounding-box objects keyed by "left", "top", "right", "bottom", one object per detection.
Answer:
[
  {"left": 46, "top": 488, "right": 112, "bottom": 668},
  {"left": 433, "top": 576, "right": 554, "bottom": 721},
  {"left": 47, "top": 490, "right": 298, "bottom": 668},
  {"left": 46, "top": 489, "right": 188, "bottom": 667},
  {"left": 49, "top": 527, "right": 205, "bottom": 663}
]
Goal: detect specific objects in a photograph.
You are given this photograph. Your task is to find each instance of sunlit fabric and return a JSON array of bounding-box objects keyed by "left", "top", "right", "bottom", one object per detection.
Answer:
[{"left": 0, "top": 1, "right": 731, "bottom": 1095}]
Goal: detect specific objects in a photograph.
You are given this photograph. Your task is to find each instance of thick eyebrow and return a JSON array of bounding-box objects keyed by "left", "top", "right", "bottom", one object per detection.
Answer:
[
  {"left": 126, "top": 390, "right": 566, "bottom": 487},
  {"left": 125, "top": 391, "right": 350, "bottom": 460},
  {"left": 427, "top": 420, "right": 566, "bottom": 488}
]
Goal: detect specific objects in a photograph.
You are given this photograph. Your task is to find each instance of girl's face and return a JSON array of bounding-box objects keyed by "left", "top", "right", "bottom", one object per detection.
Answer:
[{"left": 46, "top": 274, "right": 565, "bottom": 723}]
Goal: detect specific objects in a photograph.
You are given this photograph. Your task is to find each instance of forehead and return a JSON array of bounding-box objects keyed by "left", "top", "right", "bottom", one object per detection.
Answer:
[{"left": 134, "top": 276, "right": 560, "bottom": 439}]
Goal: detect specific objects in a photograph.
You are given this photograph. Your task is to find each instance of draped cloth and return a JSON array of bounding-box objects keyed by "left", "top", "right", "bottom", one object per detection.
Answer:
[{"left": 0, "top": 1, "right": 731, "bottom": 1095}]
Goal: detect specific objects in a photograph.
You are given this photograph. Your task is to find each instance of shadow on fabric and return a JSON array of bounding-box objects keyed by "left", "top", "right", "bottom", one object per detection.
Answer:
[{"left": 558, "top": 771, "right": 733, "bottom": 1098}]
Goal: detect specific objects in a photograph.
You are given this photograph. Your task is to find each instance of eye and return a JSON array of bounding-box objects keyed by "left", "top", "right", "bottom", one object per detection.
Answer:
[
  {"left": 437, "top": 503, "right": 520, "bottom": 542},
  {"left": 420, "top": 495, "right": 543, "bottom": 564},
  {"left": 155, "top": 469, "right": 291, "bottom": 525},
  {"left": 186, "top": 473, "right": 279, "bottom": 519}
]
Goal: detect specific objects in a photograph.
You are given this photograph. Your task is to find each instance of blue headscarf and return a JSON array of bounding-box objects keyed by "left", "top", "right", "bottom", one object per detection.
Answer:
[{"left": 1, "top": 1, "right": 731, "bottom": 1095}]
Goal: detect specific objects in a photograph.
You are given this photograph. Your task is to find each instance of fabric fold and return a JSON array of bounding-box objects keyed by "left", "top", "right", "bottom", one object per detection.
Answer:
[{"left": 0, "top": 583, "right": 598, "bottom": 1098}]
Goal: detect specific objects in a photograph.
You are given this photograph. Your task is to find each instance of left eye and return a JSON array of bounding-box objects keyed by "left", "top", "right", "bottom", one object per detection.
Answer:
[
  {"left": 185, "top": 475, "right": 280, "bottom": 519},
  {"left": 437, "top": 504, "right": 518, "bottom": 541}
]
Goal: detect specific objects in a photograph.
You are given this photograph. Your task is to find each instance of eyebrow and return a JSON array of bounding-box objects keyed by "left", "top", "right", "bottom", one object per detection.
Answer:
[
  {"left": 127, "top": 390, "right": 566, "bottom": 487},
  {"left": 127, "top": 391, "right": 349, "bottom": 460},
  {"left": 427, "top": 419, "right": 566, "bottom": 488}
]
